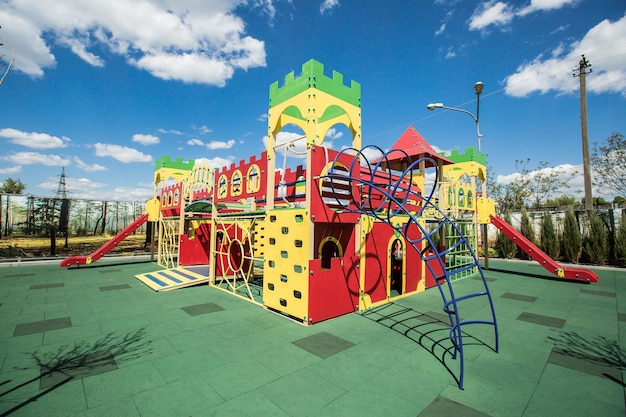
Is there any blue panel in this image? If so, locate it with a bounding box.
[174,270,199,281]
[144,274,167,287]
[161,272,183,283]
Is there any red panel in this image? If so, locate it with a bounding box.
[308,256,360,324]
[214,152,268,205]
[309,146,361,224]
[179,223,211,266]
[160,182,183,217]
[363,228,388,304]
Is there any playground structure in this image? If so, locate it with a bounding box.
[61,59,599,388]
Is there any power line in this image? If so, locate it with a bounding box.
[365,46,624,142]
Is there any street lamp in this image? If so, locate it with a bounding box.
[427,82,489,268]
[426,81,484,151]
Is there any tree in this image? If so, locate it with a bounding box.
[591,132,626,198]
[488,160,531,213]
[561,208,582,263]
[0,178,26,193]
[545,195,576,208]
[540,212,558,259]
[526,160,576,209]
[615,213,626,267]
[0,178,26,238]
[584,213,608,265]
[494,211,516,259]
[488,159,575,212]
[519,207,536,260]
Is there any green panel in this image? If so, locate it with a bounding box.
[283,105,306,122]
[269,59,361,109]
[442,148,487,165]
[155,155,195,172]
[319,105,347,124]
[445,219,478,281]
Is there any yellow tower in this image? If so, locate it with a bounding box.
[264,59,362,322]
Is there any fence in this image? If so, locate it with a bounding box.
[0,194,147,238]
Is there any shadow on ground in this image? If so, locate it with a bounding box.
[0,327,152,416]
[548,331,626,387]
[360,303,496,387]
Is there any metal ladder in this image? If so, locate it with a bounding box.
[324,145,499,389]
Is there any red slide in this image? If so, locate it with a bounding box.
[490,214,599,283]
[60,213,149,268]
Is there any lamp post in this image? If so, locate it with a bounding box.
[426,82,484,150]
[427,82,490,268]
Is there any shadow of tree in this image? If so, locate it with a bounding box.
[548,331,625,369]
[0,327,152,416]
[360,303,495,387]
[548,331,625,387]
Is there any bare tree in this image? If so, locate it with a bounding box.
[488,159,575,211]
[591,132,626,198]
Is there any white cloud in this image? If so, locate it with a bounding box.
[325,127,343,141]
[132,133,160,146]
[112,185,153,200]
[0,128,70,149]
[320,0,340,15]
[469,1,515,31]
[0,165,22,174]
[493,162,617,199]
[0,0,267,85]
[206,139,235,150]
[1,151,70,166]
[73,156,107,172]
[157,128,184,135]
[197,156,233,169]
[187,138,204,146]
[503,15,626,97]
[94,143,152,163]
[469,0,581,32]
[263,131,307,158]
[58,35,105,67]
[518,0,578,17]
[193,125,213,135]
[0,9,55,77]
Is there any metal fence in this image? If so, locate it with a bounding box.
[0,194,147,238]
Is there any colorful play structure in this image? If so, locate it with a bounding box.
[60,59,599,388]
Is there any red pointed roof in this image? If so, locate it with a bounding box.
[388,126,452,167]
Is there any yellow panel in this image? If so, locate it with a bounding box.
[263,208,310,321]
[146,197,160,222]
[477,197,496,224]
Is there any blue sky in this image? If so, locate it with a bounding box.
[0,0,625,201]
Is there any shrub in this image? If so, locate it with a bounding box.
[561,208,582,263]
[583,213,608,265]
[613,213,626,267]
[540,212,558,259]
[518,207,536,260]
[495,211,517,259]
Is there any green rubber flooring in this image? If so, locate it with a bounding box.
[0,258,624,416]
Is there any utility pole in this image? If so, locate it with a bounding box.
[573,54,592,214]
